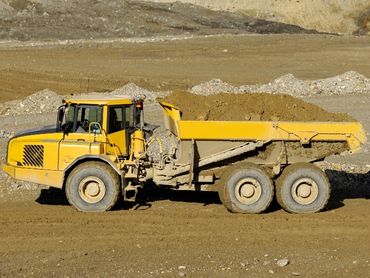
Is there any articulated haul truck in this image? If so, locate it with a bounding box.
[3,96,366,213]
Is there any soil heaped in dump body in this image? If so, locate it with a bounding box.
[162,91,354,122]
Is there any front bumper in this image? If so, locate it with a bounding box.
[2,163,15,178]
[1,163,64,188]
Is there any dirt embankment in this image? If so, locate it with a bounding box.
[148,0,370,35]
[0,0,318,41]
[355,7,370,35]
[162,91,354,122]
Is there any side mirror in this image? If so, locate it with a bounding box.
[57,105,67,132]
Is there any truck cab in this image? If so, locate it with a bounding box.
[58,96,142,158]
[3,96,145,191]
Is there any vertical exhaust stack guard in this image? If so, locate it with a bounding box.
[131,130,145,159]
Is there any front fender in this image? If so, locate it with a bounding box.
[63,155,123,177]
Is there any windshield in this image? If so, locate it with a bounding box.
[59,105,103,133]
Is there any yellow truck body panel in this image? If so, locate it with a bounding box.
[6,133,63,170]
[3,131,107,188]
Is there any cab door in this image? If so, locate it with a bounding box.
[59,104,105,170]
[106,105,134,157]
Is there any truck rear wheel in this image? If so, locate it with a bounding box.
[65,161,120,212]
[276,163,330,213]
[222,164,274,214]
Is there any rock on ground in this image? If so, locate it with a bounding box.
[276,258,289,267]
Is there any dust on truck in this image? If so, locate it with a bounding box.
[2,96,366,213]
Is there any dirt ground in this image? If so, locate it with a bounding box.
[0,35,370,277]
[0,190,370,277]
[0,34,370,102]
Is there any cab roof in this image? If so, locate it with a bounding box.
[65,94,135,105]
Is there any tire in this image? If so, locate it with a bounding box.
[65,161,120,212]
[218,186,226,205]
[222,163,274,214]
[276,163,330,213]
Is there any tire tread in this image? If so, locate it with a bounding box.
[276,162,330,213]
[65,161,120,212]
[221,163,274,214]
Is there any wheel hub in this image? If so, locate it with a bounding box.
[78,176,106,204]
[291,178,319,205]
[297,183,311,198]
[85,182,100,197]
[235,178,262,205]
[241,184,255,198]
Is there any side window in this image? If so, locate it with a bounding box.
[108,107,124,134]
[108,105,134,134]
[125,106,134,128]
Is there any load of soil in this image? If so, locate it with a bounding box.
[162,91,354,122]
[0,0,318,41]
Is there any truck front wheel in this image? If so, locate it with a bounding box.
[65,161,120,212]
[222,164,274,214]
[276,163,330,213]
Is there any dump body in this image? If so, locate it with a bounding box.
[160,101,366,153]
[150,101,367,187]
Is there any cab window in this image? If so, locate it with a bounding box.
[63,105,102,133]
[76,105,102,133]
[108,105,134,134]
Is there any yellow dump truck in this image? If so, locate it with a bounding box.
[2,96,366,213]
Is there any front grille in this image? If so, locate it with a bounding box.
[23,145,44,168]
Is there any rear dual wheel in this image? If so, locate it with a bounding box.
[219,162,330,214]
[220,163,274,214]
[276,163,330,213]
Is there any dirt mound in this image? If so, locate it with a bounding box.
[0,71,364,121]
[0,83,168,116]
[0,89,63,116]
[192,71,370,97]
[0,0,317,41]
[0,71,370,117]
[72,83,168,102]
[162,91,354,122]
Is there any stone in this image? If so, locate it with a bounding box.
[276,258,289,267]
